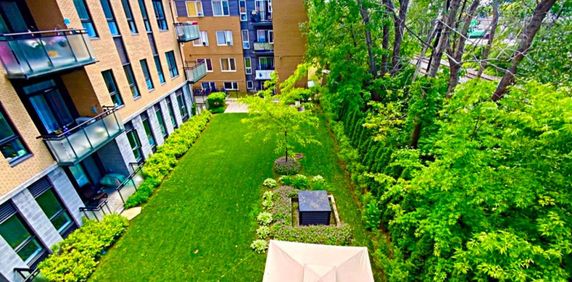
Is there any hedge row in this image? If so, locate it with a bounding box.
[124,111,212,208]
[38,215,128,282]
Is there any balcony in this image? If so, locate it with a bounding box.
[0,29,96,79]
[256,69,274,80]
[41,108,124,166]
[175,22,200,42]
[253,42,274,54]
[185,61,207,83]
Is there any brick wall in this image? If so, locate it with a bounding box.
[273,0,307,85]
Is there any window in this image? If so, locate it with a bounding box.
[102,70,124,107]
[223,81,238,91]
[152,0,168,31]
[154,105,168,137]
[197,58,213,72]
[193,31,209,46]
[166,97,177,128]
[138,0,152,32]
[125,122,143,163]
[244,57,252,74]
[241,30,250,49]
[100,0,119,36]
[0,206,45,265]
[216,31,233,46]
[259,57,274,70]
[35,189,74,236]
[123,64,140,98]
[165,51,179,78]
[176,90,189,121]
[220,58,236,72]
[247,80,254,89]
[239,0,247,21]
[255,0,271,21]
[186,1,203,16]
[154,55,166,83]
[140,59,154,90]
[114,38,129,64]
[121,0,138,33]
[268,30,274,43]
[201,81,216,90]
[212,0,230,16]
[73,0,97,37]
[0,107,30,164]
[141,113,157,152]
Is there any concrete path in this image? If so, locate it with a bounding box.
[224,98,249,113]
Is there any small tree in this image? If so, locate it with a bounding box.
[241,64,319,162]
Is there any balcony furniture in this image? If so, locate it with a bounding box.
[0,29,95,79]
[298,190,331,226]
[79,184,108,209]
[99,173,127,193]
[175,22,200,42]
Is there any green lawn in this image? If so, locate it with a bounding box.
[90,113,368,281]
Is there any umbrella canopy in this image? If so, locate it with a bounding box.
[263,240,374,282]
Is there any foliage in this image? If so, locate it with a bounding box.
[250,239,269,254]
[290,174,309,189]
[38,215,128,282]
[262,178,278,189]
[361,193,381,231]
[207,92,226,109]
[125,111,212,208]
[273,157,302,175]
[309,175,327,190]
[257,212,273,226]
[256,226,272,239]
[262,191,274,210]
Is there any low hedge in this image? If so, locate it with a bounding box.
[38,215,128,282]
[124,111,212,208]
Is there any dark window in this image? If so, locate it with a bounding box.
[154,105,167,137]
[165,51,178,78]
[0,106,30,164]
[0,206,46,266]
[102,70,124,107]
[114,37,129,65]
[176,89,188,122]
[138,0,151,32]
[100,0,119,36]
[125,122,143,163]
[140,59,154,90]
[141,113,157,152]
[154,55,166,83]
[121,0,138,33]
[35,188,74,236]
[166,97,177,128]
[73,0,97,37]
[152,0,168,31]
[123,64,140,98]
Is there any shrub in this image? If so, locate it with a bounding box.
[309,175,327,190]
[257,212,273,225]
[273,157,301,175]
[291,174,309,189]
[262,191,274,210]
[209,106,225,114]
[262,178,278,189]
[256,226,272,239]
[278,175,293,186]
[273,224,353,246]
[38,215,128,282]
[362,193,381,230]
[250,239,269,254]
[207,92,226,109]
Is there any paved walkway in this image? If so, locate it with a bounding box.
[224,98,249,113]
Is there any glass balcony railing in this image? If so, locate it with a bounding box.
[0,29,96,79]
[185,61,207,83]
[41,108,123,166]
[175,22,200,42]
[255,69,274,80]
[253,42,274,52]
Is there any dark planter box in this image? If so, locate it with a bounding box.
[298,190,331,226]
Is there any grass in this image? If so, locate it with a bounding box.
[90,113,369,281]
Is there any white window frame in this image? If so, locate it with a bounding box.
[247,80,254,89]
[193,31,209,46]
[241,30,250,49]
[186,1,204,17]
[211,0,230,16]
[223,81,239,91]
[198,58,213,72]
[239,0,247,21]
[216,30,233,46]
[256,30,267,43]
[220,58,236,72]
[244,57,252,74]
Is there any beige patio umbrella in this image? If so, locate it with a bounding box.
[263,240,374,282]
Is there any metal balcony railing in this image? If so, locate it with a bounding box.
[185,61,207,83]
[40,107,123,166]
[175,22,200,42]
[0,29,96,79]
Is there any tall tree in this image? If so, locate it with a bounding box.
[476,0,500,78]
[388,0,410,74]
[492,0,558,101]
[428,0,462,77]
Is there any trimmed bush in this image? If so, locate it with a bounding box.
[125,111,212,208]
[38,215,128,282]
[273,156,301,175]
[207,92,226,110]
[273,224,353,246]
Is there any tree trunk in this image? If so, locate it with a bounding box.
[492,0,557,101]
[390,0,410,75]
[357,0,377,78]
[413,20,439,80]
[284,130,288,162]
[446,0,480,97]
[477,0,499,78]
[381,0,392,75]
[428,0,462,77]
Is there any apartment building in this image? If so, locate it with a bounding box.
[0,0,205,280]
[175,0,306,94]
